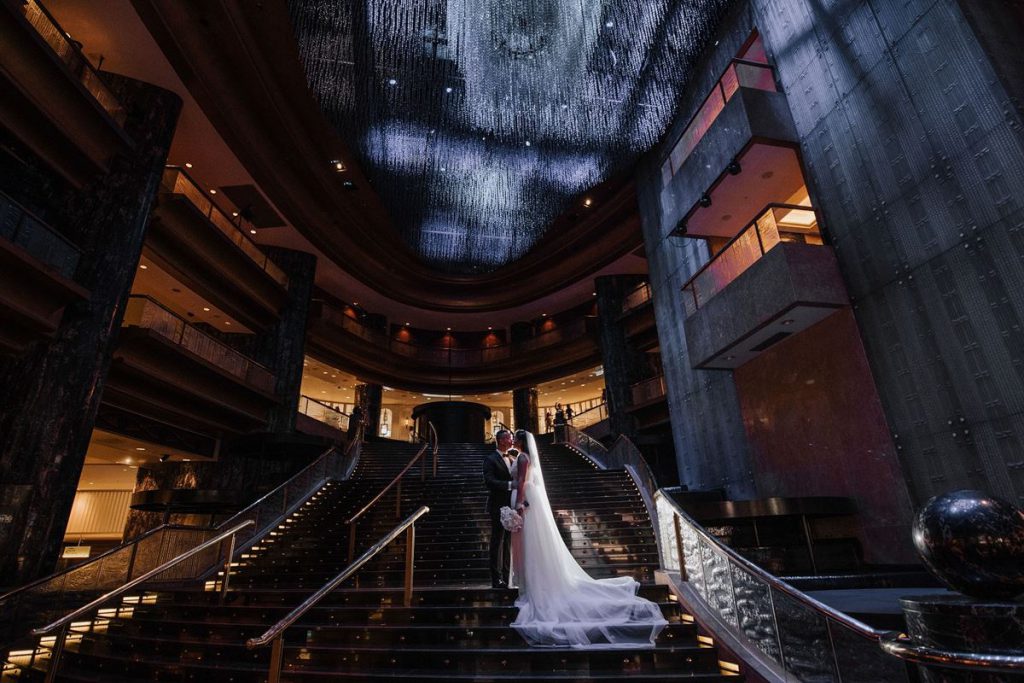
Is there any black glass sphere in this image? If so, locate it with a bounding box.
[913,490,1024,600]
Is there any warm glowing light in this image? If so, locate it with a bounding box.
[583,198,593,207]
[209,189,217,195]
[139,264,148,270]
[203,307,210,312]
[184,162,193,168]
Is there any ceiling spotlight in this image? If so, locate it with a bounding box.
[525,141,531,147]
[698,194,712,208]
[202,307,210,312]
[445,86,453,93]
[388,78,397,85]
[605,20,614,27]
[487,326,493,330]
[135,447,146,451]
[184,162,193,169]
[209,189,217,195]
[583,197,593,207]
[446,327,452,331]
[331,159,345,172]
[727,159,742,175]
[250,229,257,235]
[139,264,148,270]
[159,454,171,463]
[404,322,410,326]
[225,321,232,326]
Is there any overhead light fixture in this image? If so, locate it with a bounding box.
[445,86,453,93]
[225,321,232,326]
[583,198,593,207]
[135,447,146,451]
[727,159,742,175]
[184,162,193,169]
[203,307,210,312]
[139,264,148,270]
[698,194,712,208]
[209,189,217,195]
[388,78,397,85]
[232,211,239,217]
[331,159,346,172]
[525,141,531,147]
[250,229,257,235]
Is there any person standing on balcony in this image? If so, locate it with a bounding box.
[565,405,575,423]
[348,403,364,443]
[544,410,553,433]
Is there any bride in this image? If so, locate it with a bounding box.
[507,429,667,648]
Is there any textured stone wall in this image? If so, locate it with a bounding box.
[639,0,1024,508]
[594,275,649,441]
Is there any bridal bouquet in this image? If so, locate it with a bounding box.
[499,505,523,532]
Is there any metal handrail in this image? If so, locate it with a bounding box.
[657,491,887,639]
[31,520,254,683]
[879,633,1024,675]
[246,506,430,683]
[299,395,351,418]
[428,421,439,477]
[345,423,436,560]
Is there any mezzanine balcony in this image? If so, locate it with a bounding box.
[146,166,289,332]
[618,282,658,349]
[682,204,847,370]
[308,306,601,393]
[628,375,669,430]
[0,190,88,354]
[0,0,131,187]
[103,295,278,436]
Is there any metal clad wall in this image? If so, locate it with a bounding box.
[640,0,1024,505]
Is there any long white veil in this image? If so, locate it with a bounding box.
[511,432,666,649]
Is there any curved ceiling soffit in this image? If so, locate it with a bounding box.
[131,0,727,312]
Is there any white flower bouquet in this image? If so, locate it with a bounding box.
[499,505,523,532]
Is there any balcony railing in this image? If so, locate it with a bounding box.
[661,58,776,186]
[631,375,666,406]
[17,0,126,125]
[298,395,350,432]
[0,190,80,279]
[621,282,652,315]
[682,203,820,316]
[567,402,607,429]
[123,295,275,393]
[319,307,591,367]
[161,167,289,287]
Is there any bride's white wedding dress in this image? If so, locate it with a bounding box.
[509,433,667,649]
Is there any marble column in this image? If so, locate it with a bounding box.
[248,247,317,434]
[594,275,649,441]
[512,386,539,433]
[355,383,383,440]
[0,75,181,585]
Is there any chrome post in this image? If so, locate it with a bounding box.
[219,532,237,602]
[348,521,356,564]
[395,479,402,519]
[673,514,688,581]
[42,623,69,683]
[267,634,284,683]
[126,535,140,581]
[403,523,415,607]
[825,619,843,683]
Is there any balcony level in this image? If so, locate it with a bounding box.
[627,374,669,430]
[0,191,89,354]
[659,57,797,233]
[618,282,659,350]
[103,296,278,437]
[0,0,131,188]
[307,305,602,394]
[682,206,847,370]
[145,167,289,332]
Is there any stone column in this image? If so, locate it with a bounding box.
[355,383,383,440]
[0,75,181,585]
[512,386,539,433]
[594,275,649,441]
[247,247,317,434]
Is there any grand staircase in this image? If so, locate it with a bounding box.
[6,439,740,681]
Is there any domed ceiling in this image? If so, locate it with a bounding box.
[288,0,732,273]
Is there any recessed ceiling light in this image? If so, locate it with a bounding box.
[445,87,453,93]
[184,162,193,168]
[232,211,239,217]
[331,160,345,171]
[388,78,397,85]
[183,458,191,462]
[139,264,148,270]
[525,141,531,147]
[250,229,257,235]
[135,447,146,451]
[583,198,593,207]
[605,20,614,27]
[209,189,217,195]
[225,321,231,326]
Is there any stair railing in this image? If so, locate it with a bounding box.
[345,422,436,562]
[654,490,912,682]
[246,506,430,683]
[29,520,255,683]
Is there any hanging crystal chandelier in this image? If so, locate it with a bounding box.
[288,0,733,273]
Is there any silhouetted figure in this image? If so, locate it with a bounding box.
[566,405,575,423]
[348,404,364,443]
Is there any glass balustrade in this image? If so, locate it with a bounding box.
[0,191,80,279]
[18,0,126,125]
[630,375,666,406]
[161,167,289,287]
[122,296,275,393]
[297,396,351,431]
[682,204,820,315]
[661,59,776,186]
[621,282,652,315]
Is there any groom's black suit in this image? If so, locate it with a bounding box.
[483,449,513,587]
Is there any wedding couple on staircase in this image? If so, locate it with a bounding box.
[484,428,667,649]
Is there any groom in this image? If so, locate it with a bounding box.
[483,428,515,588]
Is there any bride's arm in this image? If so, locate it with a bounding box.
[515,454,529,514]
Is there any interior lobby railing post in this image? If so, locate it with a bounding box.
[403,524,416,607]
[42,622,69,683]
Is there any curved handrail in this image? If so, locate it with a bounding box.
[346,445,428,526]
[32,520,254,637]
[427,421,439,477]
[246,506,430,650]
[880,633,1024,674]
[656,490,889,640]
